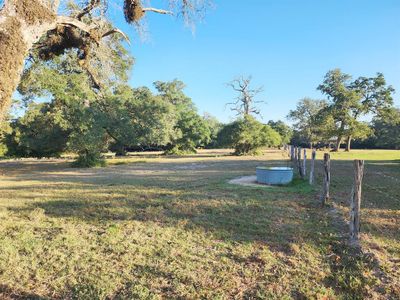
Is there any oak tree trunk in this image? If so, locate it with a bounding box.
[345,135,352,152]
[0,0,57,119]
[334,136,342,152]
[333,121,346,152]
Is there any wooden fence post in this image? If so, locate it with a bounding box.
[350,160,364,246]
[309,149,316,185]
[290,145,294,160]
[321,153,330,206]
[297,147,304,178]
[303,148,307,177]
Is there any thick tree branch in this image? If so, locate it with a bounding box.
[102,28,130,44]
[84,65,101,90]
[55,16,97,35]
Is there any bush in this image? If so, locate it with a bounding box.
[164,145,197,155]
[71,151,106,168]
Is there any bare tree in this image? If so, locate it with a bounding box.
[226,76,264,117]
[0,0,210,119]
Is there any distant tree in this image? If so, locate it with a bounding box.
[372,108,400,149]
[68,104,109,167]
[101,85,178,155]
[0,113,13,157]
[223,76,278,155]
[318,69,394,151]
[287,98,329,148]
[218,115,281,155]
[156,80,211,154]
[154,80,196,112]
[227,76,264,117]
[166,110,211,154]
[267,120,293,146]
[203,113,223,148]
[6,103,70,158]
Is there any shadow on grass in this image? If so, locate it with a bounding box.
[3,157,398,244]
[0,284,48,300]
[9,180,318,250]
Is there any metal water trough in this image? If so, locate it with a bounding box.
[256,167,293,185]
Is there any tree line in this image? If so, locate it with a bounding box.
[0,49,285,166]
[0,59,398,167]
[288,69,398,151]
[0,78,285,166]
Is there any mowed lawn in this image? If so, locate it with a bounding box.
[0,149,398,299]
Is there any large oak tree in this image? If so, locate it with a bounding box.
[0,0,209,119]
[318,69,394,151]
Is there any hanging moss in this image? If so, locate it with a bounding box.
[0,18,26,117]
[123,0,145,23]
[38,26,88,61]
[14,0,56,25]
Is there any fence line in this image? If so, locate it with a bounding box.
[287,146,366,247]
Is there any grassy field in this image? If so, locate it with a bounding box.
[0,149,398,299]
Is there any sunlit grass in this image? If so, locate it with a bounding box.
[314,149,400,161]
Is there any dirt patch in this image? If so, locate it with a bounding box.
[228,176,273,188]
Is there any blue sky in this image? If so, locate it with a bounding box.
[114,0,400,123]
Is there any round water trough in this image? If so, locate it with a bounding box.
[256,167,293,185]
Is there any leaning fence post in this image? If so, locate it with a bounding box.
[349,160,364,246]
[309,149,316,185]
[303,148,307,177]
[321,153,330,206]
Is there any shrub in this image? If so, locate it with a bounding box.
[71,151,106,168]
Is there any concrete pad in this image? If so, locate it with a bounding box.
[228,176,274,188]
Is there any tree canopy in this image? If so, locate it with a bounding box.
[5,44,216,164]
[0,0,211,118]
[372,108,400,150]
[287,98,331,147]
[317,69,394,151]
[218,115,281,155]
